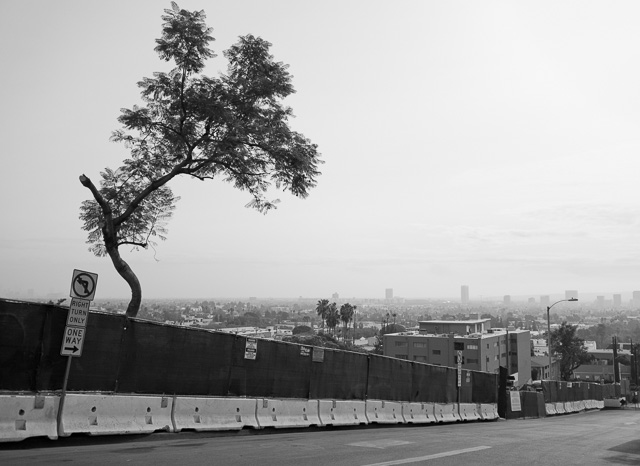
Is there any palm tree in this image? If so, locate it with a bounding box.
[315,299,329,332]
[339,303,355,342]
[325,302,340,336]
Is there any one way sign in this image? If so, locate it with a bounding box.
[60,326,86,357]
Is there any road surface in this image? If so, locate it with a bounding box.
[2,408,640,465]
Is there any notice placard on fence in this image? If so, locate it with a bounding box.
[300,346,311,357]
[244,338,257,360]
[510,390,522,412]
[313,347,324,363]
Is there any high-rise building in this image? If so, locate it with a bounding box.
[634,291,640,307]
[540,295,550,308]
[385,288,393,300]
[332,292,339,301]
[503,295,511,305]
[565,290,578,300]
[613,294,622,308]
[597,296,605,308]
[461,285,469,305]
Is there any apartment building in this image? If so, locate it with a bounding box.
[383,319,531,387]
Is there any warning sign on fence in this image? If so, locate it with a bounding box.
[244,338,257,360]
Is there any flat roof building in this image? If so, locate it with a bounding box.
[383,319,531,387]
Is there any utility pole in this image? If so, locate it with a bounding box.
[613,336,620,383]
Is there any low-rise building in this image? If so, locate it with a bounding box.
[383,319,531,387]
[573,348,632,383]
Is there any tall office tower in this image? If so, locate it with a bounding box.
[461,285,469,305]
[597,296,605,308]
[540,295,550,308]
[565,290,578,300]
[503,295,511,305]
[633,291,640,307]
[613,294,622,308]
[385,288,393,300]
[332,292,339,301]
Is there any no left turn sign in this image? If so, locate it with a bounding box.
[70,269,98,301]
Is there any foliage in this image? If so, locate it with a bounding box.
[292,325,312,335]
[315,299,329,331]
[339,303,356,341]
[325,302,339,335]
[380,323,407,335]
[551,321,594,381]
[79,3,320,318]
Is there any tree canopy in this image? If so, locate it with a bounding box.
[79,3,320,317]
[551,321,594,381]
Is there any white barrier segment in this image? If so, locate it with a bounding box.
[434,403,461,423]
[555,402,566,414]
[365,400,403,424]
[172,397,259,432]
[576,400,586,411]
[596,400,604,409]
[478,403,499,421]
[458,403,481,422]
[401,402,436,424]
[545,403,557,416]
[255,399,320,429]
[317,400,367,426]
[59,394,173,436]
[0,394,59,442]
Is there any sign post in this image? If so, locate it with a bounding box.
[57,269,98,436]
[457,350,462,417]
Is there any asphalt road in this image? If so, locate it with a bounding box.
[2,408,640,465]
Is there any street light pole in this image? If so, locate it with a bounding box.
[547,297,578,380]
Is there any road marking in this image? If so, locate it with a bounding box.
[349,440,413,449]
[361,445,491,465]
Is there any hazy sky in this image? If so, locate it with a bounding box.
[2,1,640,301]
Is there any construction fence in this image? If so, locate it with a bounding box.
[0,299,496,404]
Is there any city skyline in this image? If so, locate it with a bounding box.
[3,2,640,301]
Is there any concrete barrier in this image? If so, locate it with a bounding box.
[555,402,566,414]
[255,399,320,429]
[545,403,557,416]
[604,398,622,409]
[401,402,436,424]
[317,400,367,426]
[0,394,59,442]
[59,393,173,436]
[476,403,498,421]
[565,401,577,413]
[596,400,604,409]
[434,403,461,423]
[365,400,403,424]
[459,403,481,422]
[172,397,259,432]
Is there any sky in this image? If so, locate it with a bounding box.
[2,1,640,302]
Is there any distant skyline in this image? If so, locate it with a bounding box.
[3,1,640,301]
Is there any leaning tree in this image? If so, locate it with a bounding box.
[79,3,320,317]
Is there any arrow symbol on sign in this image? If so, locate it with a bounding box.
[64,346,79,353]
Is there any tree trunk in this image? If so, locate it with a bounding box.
[106,245,142,318]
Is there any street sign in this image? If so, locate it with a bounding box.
[60,326,86,357]
[66,298,90,328]
[70,269,98,301]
